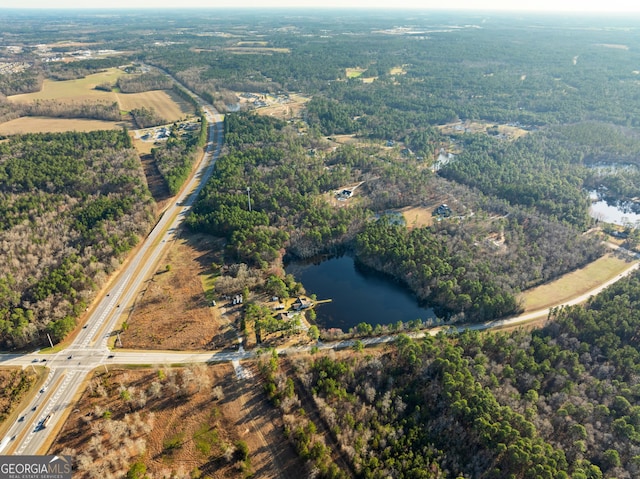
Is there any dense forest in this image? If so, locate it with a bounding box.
[261,270,640,478]
[0,130,154,348]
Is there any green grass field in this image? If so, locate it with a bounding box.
[521,253,635,311]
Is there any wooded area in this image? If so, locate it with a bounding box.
[1,10,640,477]
[0,129,154,348]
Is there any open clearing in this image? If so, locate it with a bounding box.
[521,252,634,312]
[224,47,290,54]
[398,205,438,229]
[438,120,528,140]
[0,117,129,135]
[117,89,194,123]
[345,67,367,78]
[389,65,408,75]
[8,68,126,103]
[120,234,235,351]
[7,68,192,129]
[253,93,310,120]
[50,364,302,479]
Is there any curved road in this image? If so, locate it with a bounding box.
[2,99,640,455]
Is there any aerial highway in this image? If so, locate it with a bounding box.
[0,99,224,456]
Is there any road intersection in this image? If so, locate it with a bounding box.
[1,91,639,456]
[0,99,224,455]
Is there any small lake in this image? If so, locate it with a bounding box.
[285,255,436,331]
[588,190,640,227]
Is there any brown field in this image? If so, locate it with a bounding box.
[521,252,634,312]
[50,364,302,479]
[132,137,156,156]
[120,234,237,352]
[224,47,290,54]
[236,41,269,46]
[255,93,310,120]
[398,205,437,229]
[438,120,528,140]
[389,65,408,75]
[8,69,125,103]
[116,90,194,123]
[7,68,193,131]
[0,117,129,135]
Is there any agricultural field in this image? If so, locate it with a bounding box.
[5,68,193,133]
[0,116,128,135]
[117,89,194,124]
[8,68,125,103]
[225,47,291,54]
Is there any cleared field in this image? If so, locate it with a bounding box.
[346,67,366,78]
[0,116,128,135]
[5,67,193,132]
[225,47,290,54]
[8,68,125,103]
[390,65,408,75]
[116,89,193,123]
[399,205,437,229]
[521,253,634,312]
[122,234,235,351]
[255,93,310,120]
[438,120,528,140]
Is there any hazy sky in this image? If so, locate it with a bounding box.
[1,0,640,12]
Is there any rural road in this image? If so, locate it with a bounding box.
[3,242,638,454]
[2,91,640,455]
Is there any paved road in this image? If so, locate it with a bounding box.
[0,99,224,456]
[2,242,638,453]
[3,97,640,455]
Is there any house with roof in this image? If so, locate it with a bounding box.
[292,297,312,311]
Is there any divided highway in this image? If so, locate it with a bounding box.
[0,101,224,456]
[2,87,639,457]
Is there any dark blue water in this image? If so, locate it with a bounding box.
[285,255,436,331]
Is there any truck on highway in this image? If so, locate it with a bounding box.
[40,413,53,429]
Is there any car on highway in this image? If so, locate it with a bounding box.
[40,386,47,393]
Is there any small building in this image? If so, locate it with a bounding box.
[293,297,312,311]
[336,189,354,201]
[434,204,452,217]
